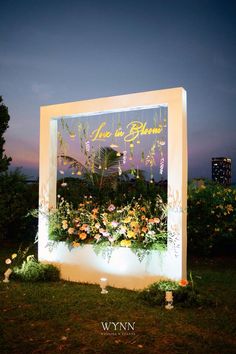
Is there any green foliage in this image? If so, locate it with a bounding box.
[0,96,12,172]
[188,181,236,255]
[0,169,38,241]
[58,176,167,206]
[13,256,60,282]
[154,280,180,291]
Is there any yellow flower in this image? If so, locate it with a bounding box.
[130,221,138,228]
[215,228,220,232]
[72,241,80,247]
[120,239,131,247]
[226,204,233,213]
[123,216,131,223]
[62,220,68,230]
[68,227,75,235]
[127,230,136,239]
[11,253,17,259]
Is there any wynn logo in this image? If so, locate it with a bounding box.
[101,322,135,332]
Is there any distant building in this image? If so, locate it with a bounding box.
[212,157,232,186]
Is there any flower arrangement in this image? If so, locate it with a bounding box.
[48,194,167,254]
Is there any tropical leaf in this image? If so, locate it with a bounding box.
[57,155,88,174]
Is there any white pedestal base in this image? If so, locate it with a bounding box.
[39,243,182,290]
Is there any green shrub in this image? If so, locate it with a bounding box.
[187,181,236,256]
[138,279,213,308]
[13,256,60,282]
[0,169,38,242]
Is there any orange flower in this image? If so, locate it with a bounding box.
[80,224,88,231]
[142,226,148,233]
[141,215,146,220]
[148,218,154,223]
[79,232,87,240]
[92,208,99,214]
[179,279,188,287]
[134,225,140,232]
[141,207,146,212]
[153,218,160,223]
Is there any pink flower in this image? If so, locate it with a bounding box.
[108,204,116,212]
[101,231,110,237]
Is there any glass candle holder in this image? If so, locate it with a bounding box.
[100,277,108,294]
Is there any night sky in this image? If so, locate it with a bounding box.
[0,0,235,181]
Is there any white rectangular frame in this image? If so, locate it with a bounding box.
[38,87,187,286]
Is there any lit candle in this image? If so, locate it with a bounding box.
[165,291,173,302]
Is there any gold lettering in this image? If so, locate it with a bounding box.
[115,128,124,137]
[91,120,163,143]
[90,122,112,141]
[124,121,143,142]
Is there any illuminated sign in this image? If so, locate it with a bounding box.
[90,120,165,143]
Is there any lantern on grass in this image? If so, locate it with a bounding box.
[165,291,174,310]
[3,268,13,283]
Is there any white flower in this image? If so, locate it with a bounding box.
[111,221,118,228]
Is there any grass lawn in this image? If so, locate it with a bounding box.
[0,245,236,354]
